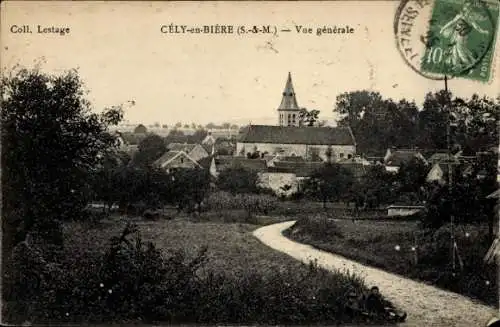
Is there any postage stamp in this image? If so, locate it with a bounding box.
[395,0,499,82]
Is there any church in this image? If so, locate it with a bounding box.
[235,73,357,161]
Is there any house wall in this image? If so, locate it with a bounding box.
[426,164,444,184]
[236,142,355,161]
[387,207,424,217]
[258,172,298,196]
[189,145,209,162]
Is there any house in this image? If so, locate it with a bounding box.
[266,161,324,195]
[383,148,428,173]
[166,143,210,162]
[153,150,202,173]
[387,205,424,217]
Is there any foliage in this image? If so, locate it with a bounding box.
[204,191,278,222]
[333,91,499,156]
[286,219,497,306]
[298,108,321,126]
[3,223,381,325]
[422,153,497,235]
[304,163,354,208]
[216,166,260,195]
[130,134,167,167]
[171,168,211,213]
[348,165,397,209]
[1,66,123,251]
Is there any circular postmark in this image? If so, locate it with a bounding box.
[394,0,498,81]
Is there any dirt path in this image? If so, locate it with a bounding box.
[253,221,497,327]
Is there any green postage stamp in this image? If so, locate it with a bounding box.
[395,0,499,82]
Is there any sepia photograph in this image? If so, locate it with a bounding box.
[1,1,499,326]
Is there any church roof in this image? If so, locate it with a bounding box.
[278,72,300,111]
[238,125,355,146]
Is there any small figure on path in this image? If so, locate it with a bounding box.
[364,286,407,323]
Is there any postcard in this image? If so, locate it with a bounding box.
[1,1,499,327]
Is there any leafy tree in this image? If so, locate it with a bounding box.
[171,168,211,213]
[356,165,397,209]
[216,167,260,195]
[222,122,231,129]
[188,129,208,143]
[394,157,429,200]
[175,122,182,128]
[299,108,320,126]
[1,66,123,251]
[334,91,384,127]
[165,129,186,144]
[131,134,167,167]
[304,163,354,209]
[183,124,190,129]
[134,124,147,134]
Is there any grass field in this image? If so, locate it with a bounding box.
[285,216,498,306]
[64,217,307,278]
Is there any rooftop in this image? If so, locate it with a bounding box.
[239,125,356,146]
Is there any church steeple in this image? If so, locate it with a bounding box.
[278,72,301,126]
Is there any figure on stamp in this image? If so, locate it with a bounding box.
[439,1,489,73]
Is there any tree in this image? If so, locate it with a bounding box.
[175,122,182,128]
[304,163,354,209]
[171,168,211,214]
[222,122,231,129]
[188,129,208,143]
[206,122,216,130]
[299,108,320,126]
[216,167,260,195]
[394,157,429,201]
[183,124,190,129]
[134,124,147,134]
[165,129,186,144]
[334,91,384,127]
[1,66,123,251]
[131,134,167,167]
[356,165,397,209]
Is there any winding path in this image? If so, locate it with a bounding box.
[253,221,497,327]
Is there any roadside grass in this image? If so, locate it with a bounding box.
[46,217,398,325]
[64,218,306,277]
[284,215,498,307]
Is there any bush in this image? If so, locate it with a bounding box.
[291,215,344,239]
[3,224,386,325]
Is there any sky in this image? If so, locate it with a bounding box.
[1,1,499,126]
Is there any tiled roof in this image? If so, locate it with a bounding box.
[239,125,355,145]
[153,151,179,167]
[385,150,426,167]
[270,161,324,177]
[167,143,197,153]
[214,156,268,172]
[428,152,460,164]
[153,150,201,168]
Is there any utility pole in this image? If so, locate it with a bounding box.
[444,76,457,274]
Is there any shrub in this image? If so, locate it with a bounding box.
[291,215,344,239]
[3,224,387,325]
